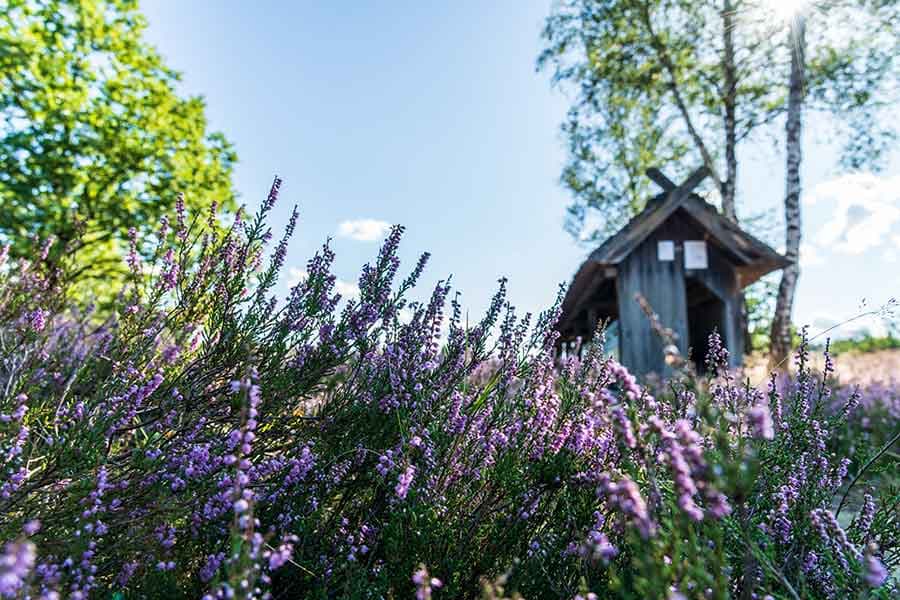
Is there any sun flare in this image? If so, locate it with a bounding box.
[766,0,810,21]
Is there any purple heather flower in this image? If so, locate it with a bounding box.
[199,553,225,583]
[262,176,283,212]
[811,508,861,572]
[747,404,774,440]
[23,521,40,536]
[268,536,298,570]
[611,406,637,449]
[582,530,618,563]
[39,236,55,261]
[856,493,876,543]
[395,464,415,500]
[599,475,654,539]
[28,308,48,332]
[706,492,732,519]
[0,541,36,598]
[412,565,442,600]
[863,549,887,588]
[126,227,141,275]
[172,199,187,243]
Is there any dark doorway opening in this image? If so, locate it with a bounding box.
[557,276,619,361]
[588,277,620,358]
[685,277,726,373]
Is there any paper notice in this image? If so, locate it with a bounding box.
[657,240,674,261]
[684,240,708,269]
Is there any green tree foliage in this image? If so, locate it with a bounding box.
[825,333,900,355]
[770,1,898,365]
[745,277,777,351]
[0,0,236,294]
[538,0,897,244]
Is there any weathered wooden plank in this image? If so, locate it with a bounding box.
[616,223,689,376]
[591,166,710,264]
[646,167,676,190]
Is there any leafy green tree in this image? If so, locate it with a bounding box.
[770,0,898,366]
[539,0,772,240]
[540,0,897,359]
[0,0,236,293]
[539,0,896,241]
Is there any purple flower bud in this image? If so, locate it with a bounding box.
[747,404,774,440]
[29,308,48,332]
[23,520,40,536]
[863,546,887,588]
[395,465,415,500]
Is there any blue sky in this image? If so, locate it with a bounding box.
[141,1,899,339]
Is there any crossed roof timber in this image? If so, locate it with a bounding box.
[587,166,784,268]
[556,166,791,337]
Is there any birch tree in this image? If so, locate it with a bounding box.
[541,0,898,358]
[770,15,805,367]
[539,0,769,241]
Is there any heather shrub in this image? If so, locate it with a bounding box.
[0,182,897,599]
[764,353,900,493]
[830,379,899,447]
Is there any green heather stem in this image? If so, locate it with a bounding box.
[836,428,900,517]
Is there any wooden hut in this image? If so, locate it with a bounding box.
[556,167,789,376]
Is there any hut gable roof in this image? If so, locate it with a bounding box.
[557,167,790,338]
[583,167,788,282]
[588,168,786,273]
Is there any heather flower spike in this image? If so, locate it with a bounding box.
[0,179,894,599]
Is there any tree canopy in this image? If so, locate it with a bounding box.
[539,0,898,244]
[0,0,237,292]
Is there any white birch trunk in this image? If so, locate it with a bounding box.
[770,16,806,367]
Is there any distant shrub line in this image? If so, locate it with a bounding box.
[819,334,900,356]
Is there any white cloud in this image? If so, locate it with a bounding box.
[807,311,890,340]
[287,268,308,288]
[799,242,825,267]
[286,267,359,300]
[885,234,900,263]
[336,219,391,241]
[335,279,360,300]
[804,173,900,256]
[884,247,898,264]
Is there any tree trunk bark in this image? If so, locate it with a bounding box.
[721,0,738,222]
[723,1,755,359]
[770,16,806,368]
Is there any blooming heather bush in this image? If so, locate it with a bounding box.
[0,180,897,599]
[830,378,899,447]
[768,353,899,509]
